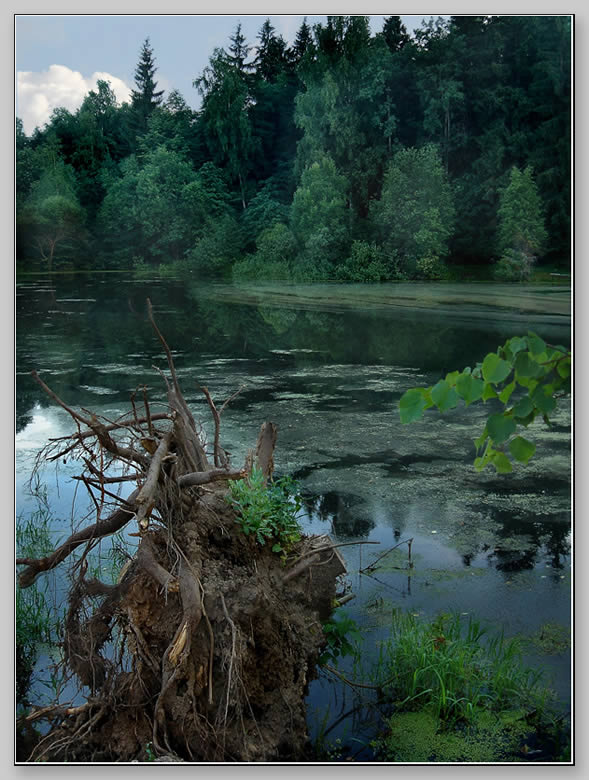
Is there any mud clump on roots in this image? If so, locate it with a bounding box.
[16,300,345,763]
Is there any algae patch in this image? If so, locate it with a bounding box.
[525,623,570,655]
[373,708,531,762]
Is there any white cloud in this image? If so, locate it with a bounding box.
[16,65,132,135]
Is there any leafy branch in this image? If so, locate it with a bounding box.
[399,331,571,473]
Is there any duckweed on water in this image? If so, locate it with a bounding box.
[525,623,570,655]
[372,709,530,762]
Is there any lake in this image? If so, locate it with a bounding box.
[15,275,572,756]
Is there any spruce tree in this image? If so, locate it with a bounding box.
[131,37,164,135]
[382,16,410,52]
[292,17,313,63]
[227,23,252,73]
[254,19,288,81]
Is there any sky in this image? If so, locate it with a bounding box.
[15,13,438,135]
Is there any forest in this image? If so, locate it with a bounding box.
[15,15,572,282]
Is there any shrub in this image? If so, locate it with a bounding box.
[493,248,536,281]
[415,253,448,280]
[233,222,297,281]
[227,467,303,556]
[335,241,389,282]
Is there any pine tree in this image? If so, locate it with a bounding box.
[131,38,164,135]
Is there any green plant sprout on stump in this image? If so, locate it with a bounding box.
[399,332,570,473]
[227,466,303,556]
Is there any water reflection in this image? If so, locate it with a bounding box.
[16,276,570,434]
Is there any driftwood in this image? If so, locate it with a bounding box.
[16,299,347,764]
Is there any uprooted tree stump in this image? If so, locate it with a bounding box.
[16,299,347,763]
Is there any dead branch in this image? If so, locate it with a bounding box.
[31,370,92,428]
[19,702,92,726]
[47,412,170,455]
[147,299,209,474]
[135,430,172,530]
[17,488,139,588]
[201,386,224,468]
[143,385,153,436]
[178,468,246,489]
[359,537,413,573]
[32,371,150,469]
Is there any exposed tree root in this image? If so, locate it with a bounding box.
[16,299,346,763]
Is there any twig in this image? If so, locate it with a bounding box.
[323,664,381,690]
[201,386,222,467]
[292,539,380,564]
[359,537,414,574]
[323,664,397,692]
[31,370,92,427]
[143,385,153,437]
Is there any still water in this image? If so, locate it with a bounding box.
[15,275,572,753]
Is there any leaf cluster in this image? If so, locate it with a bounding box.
[227,466,303,555]
[399,332,570,473]
[318,611,362,665]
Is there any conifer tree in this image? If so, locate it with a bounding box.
[131,38,164,135]
[382,16,410,52]
[227,23,252,74]
[292,17,313,63]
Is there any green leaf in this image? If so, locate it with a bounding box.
[507,336,528,356]
[482,353,512,384]
[482,383,498,401]
[492,451,513,474]
[456,373,484,405]
[399,388,431,423]
[474,425,489,451]
[531,385,557,415]
[498,381,516,404]
[514,352,543,380]
[509,436,536,464]
[557,360,571,379]
[513,395,534,418]
[527,331,547,356]
[474,456,486,472]
[487,413,517,444]
[445,370,460,386]
[431,379,459,412]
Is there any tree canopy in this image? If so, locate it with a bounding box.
[16,16,571,279]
